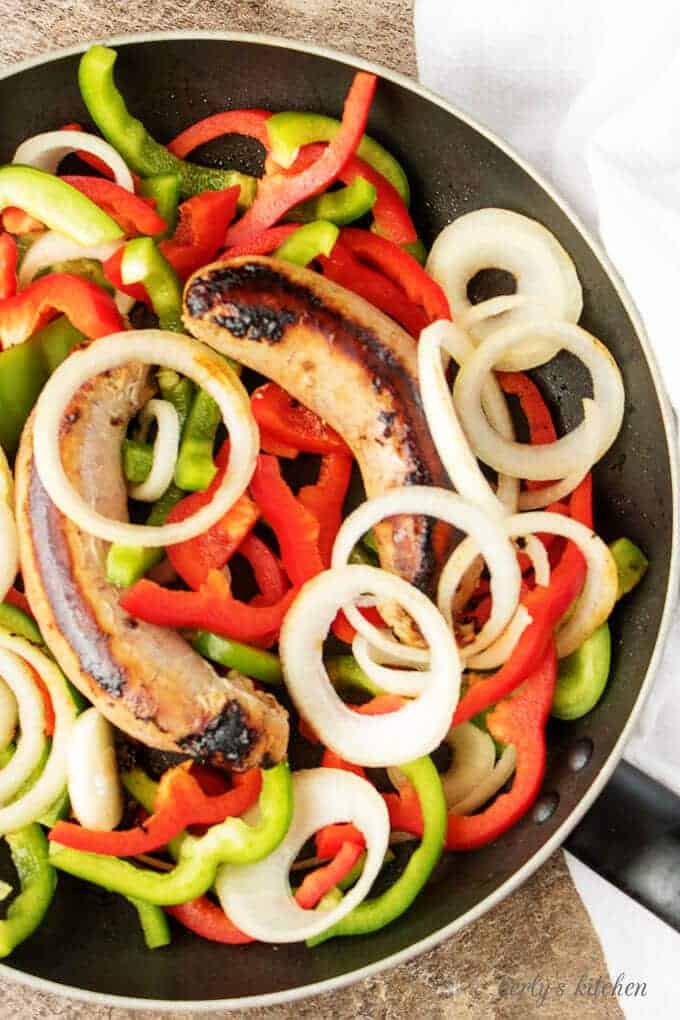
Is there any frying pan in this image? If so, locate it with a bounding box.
[0,30,677,1012]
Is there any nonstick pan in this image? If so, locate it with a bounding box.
[0,30,677,1012]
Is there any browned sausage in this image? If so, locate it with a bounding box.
[183,256,450,641]
[15,363,288,771]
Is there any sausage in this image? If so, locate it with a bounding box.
[15,363,288,771]
[183,256,450,641]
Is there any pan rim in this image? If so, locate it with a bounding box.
[0,27,678,1013]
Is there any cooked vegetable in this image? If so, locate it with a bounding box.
[138,173,181,240]
[273,219,339,265]
[0,824,56,958]
[66,708,124,831]
[551,623,611,720]
[610,537,649,599]
[192,631,283,686]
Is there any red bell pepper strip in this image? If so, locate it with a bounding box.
[0,272,123,348]
[320,748,366,779]
[298,452,353,566]
[316,822,366,859]
[320,239,428,337]
[226,72,377,246]
[222,224,299,260]
[49,765,262,856]
[159,186,240,280]
[0,233,17,300]
[61,175,166,236]
[295,841,364,909]
[239,534,289,606]
[168,109,272,158]
[1,208,44,234]
[258,428,300,459]
[498,371,557,493]
[61,122,117,179]
[165,896,255,944]
[250,382,350,455]
[29,665,55,737]
[339,228,450,322]
[121,568,298,645]
[248,455,325,585]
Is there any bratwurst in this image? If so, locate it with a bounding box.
[183,256,450,640]
[15,362,288,771]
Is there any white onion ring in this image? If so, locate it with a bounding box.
[128,399,181,503]
[332,487,521,668]
[351,633,427,697]
[388,721,496,809]
[0,633,78,834]
[454,320,624,480]
[67,708,123,831]
[33,331,259,547]
[280,565,461,766]
[450,744,517,815]
[466,605,532,670]
[426,208,582,368]
[18,230,123,289]
[506,511,618,658]
[13,131,134,191]
[0,649,47,804]
[0,679,18,751]
[0,449,18,602]
[216,768,389,942]
[521,535,551,587]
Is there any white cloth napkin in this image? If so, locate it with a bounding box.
[414,0,680,794]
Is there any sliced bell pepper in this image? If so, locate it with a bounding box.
[498,372,557,492]
[78,46,256,205]
[168,108,272,157]
[551,622,611,720]
[50,764,262,856]
[138,173,181,240]
[129,897,172,949]
[165,895,254,944]
[298,452,354,566]
[49,762,292,906]
[308,756,446,944]
[60,175,167,236]
[191,629,283,686]
[320,239,428,337]
[0,824,56,958]
[0,233,17,299]
[173,387,222,491]
[0,271,123,348]
[250,382,349,455]
[122,438,154,483]
[325,654,382,698]
[226,72,377,246]
[295,841,364,910]
[60,121,117,178]
[273,219,339,265]
[609,537,648,599]
[120,237,183,332]
[239,533,289,607]
[266,110,410,205]
[288,177,376,228]
[159,186,240,281]
[0,166,123,246]
[339,227,450,322]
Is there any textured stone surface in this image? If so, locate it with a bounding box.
[0,2,620,1017]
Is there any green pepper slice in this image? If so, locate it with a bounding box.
[127,897,172,950]
[0,824,57,958]
[138,173,181,240]
[121,237,184,334]
[191,630,283,686]
[0,603,43,645]
[552,623,612,721]
[325,655,383,698]
[289,177,376,226]
[174,388,221,492]
[609,538,649,600]
[274,220,339,267]
[78,47,256,205]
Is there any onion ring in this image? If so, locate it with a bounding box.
[17,230,123,289]
[33,330,259,547]
[450,744,517,815]
[127,398,181,503]
[466,605,532,670]
[216,768,389,943]
[0,649,47,804]
[0,679,17,751]
[13,131,134,191]
[351,632,428,697]
[0,448,18,602]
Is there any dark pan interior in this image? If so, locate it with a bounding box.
[0,36,674,1004]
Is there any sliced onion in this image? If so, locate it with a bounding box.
[454,320,625,480]
[0,649,47,804]
[13,131,134,191]
[33,330,259,547]
[466,605,532,670]
[426,208,582,367]
[351,633,428,696]
[18,230,122,289]
[67,708,123,831]
[215,768,389,942]
[0,680,17,751]
[280,565,461,766]
[450,745,517,815]
[128,399,181,503]
[506,511,619,658]
[521,535,551,587]
[331,487,521,667]
[0,449,18,602]
[0,633,78,834]
[389,721,496,810]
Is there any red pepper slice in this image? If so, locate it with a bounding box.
[168,109,272,158]
[60,175,166,236]
[222,224,300,260]
[0,272,123,348]
[316,822,366,859]
[2,208,44,234]
[320,748,366,779]
[159,186,240,280]
[498,372,558,493]
[295,841,364,909]
[239,534,288,607]
[49,765,262,856]
[258,428,300,459]
[61,122,117,179]
[250,382,350,456]
[165,896,255,944]
[29,665,55,737]
[0,233,17,300]
[298,452,353,567]
[226,72,377,246]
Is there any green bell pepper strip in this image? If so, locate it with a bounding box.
[288,177,376,226]
[38,787,70,828]
[191,630,283,686]
[0,314,85,457]
[307,756,446,944]
[610,538,649,599]
[0,603,43,645]
[121,237,184,333]
[266,112,410,205]
[78,47,256,206]
[128,897,172,949]
[174,388,222,491]
[551,623,611,721]
[157,368,195,426]
[122,438,154,484]
[0,881,12,902]
[49,762,293,906]
[325,654,383,698]
[138,173,181,240]
[273,220,339,267]
[348,541,378,567]
[0,165,123,245]
[0,824,57,958]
